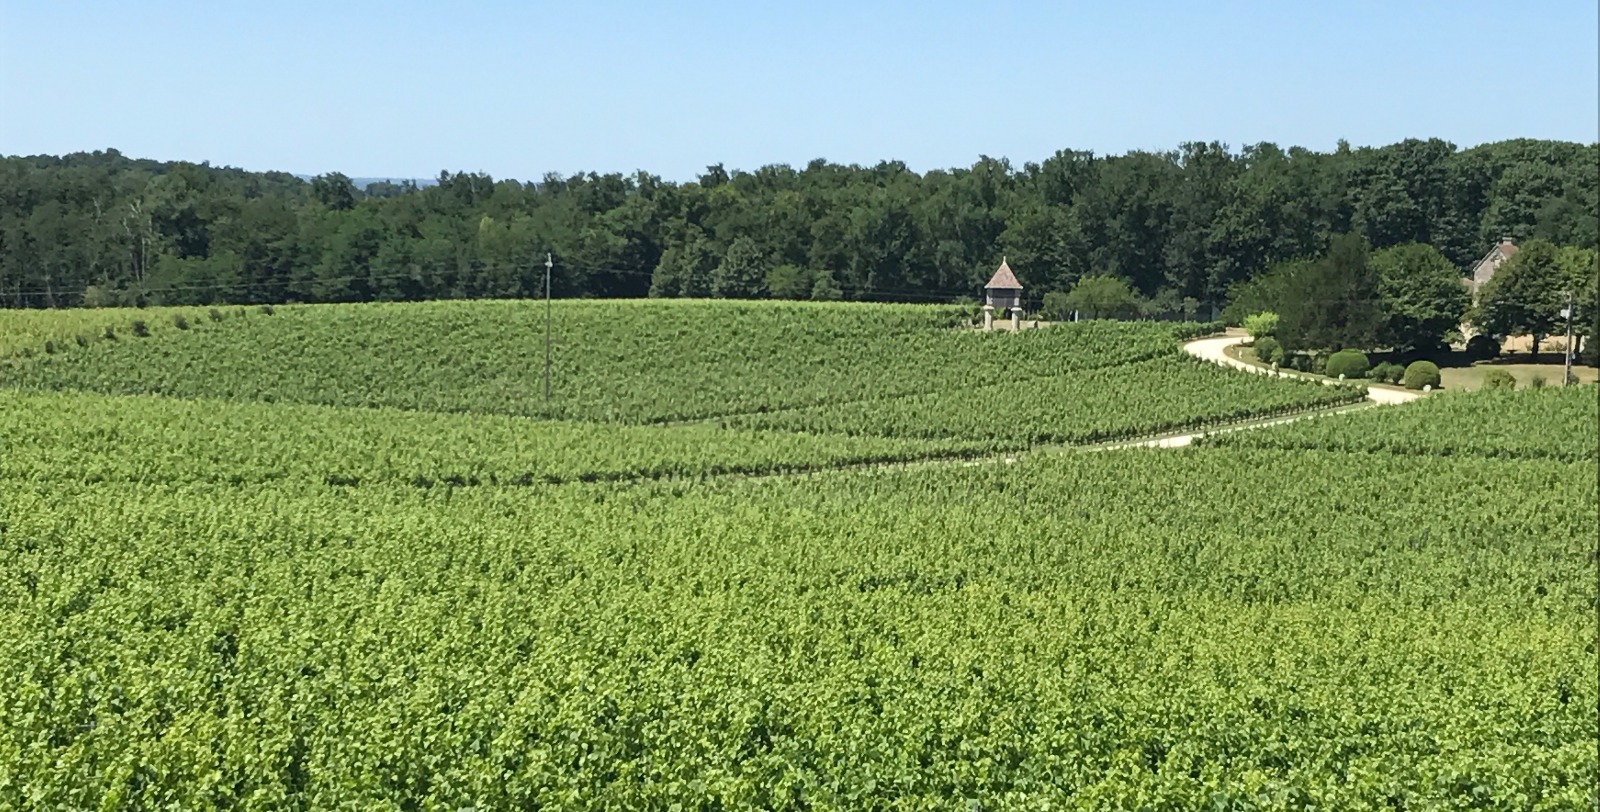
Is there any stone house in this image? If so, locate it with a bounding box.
[1466,238,1518,297]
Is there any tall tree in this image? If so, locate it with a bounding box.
[311,172,358,211]
[1554,245,1598,354]
[764,264,812,300]
[1061,274,1141,319]
[1369,243,1470,349]
[1474,239,1567,358]
[710,237,767,299]
[1250,233,1382,351]
[650,230,717,298]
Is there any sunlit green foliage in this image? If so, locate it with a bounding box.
[1,301,1203,423]
[727,357,1363,446]
[0,449,1592,808]
[0,298,1592,808]
[1202,385,1599,462]
[0,390,986,486]
[0,303,235,359]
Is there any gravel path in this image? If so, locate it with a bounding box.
[1183,334,1423,406]
[666,333,1430,482]
[1075,333,1424,451]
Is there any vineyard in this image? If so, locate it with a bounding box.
[2,452,1592,808]
[0,303,239,359]
[0,389,989,486]
[0,300,1594,809]
[725,357,1364,446]
[1203,384,1600,463]
[0,300,1210,423]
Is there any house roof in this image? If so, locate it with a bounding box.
[1475,240,1518,269]
[1466,239,1520,295]
[985,260,1022,290]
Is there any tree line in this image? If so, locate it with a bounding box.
[0,139,1594,315]
[1224,233,1596,359]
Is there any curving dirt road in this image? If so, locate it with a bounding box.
[1183,334,1423,406]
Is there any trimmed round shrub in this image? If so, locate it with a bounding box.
[1252,336,1282,365]
[1465,334,1500,361]
[1325,349,1371,380]
[172,314,190,330]
[1402,360,1441,390]
[1481,368,1516,390]
[130,320,150,338]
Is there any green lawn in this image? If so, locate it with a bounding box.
[1440,361,1598,391]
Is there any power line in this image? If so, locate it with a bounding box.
[0,258,1028,305]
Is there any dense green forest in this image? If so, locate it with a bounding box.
[1,138,1594,310]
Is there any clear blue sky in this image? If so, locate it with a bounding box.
[2,1,1596,182]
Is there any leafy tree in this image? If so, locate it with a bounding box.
[1474,239,1566,358]
[1039,290,1072,321]
[1534,198,1599,248]
[650,232,717,298]
[1554,246,1598,360]
[1555,246,1598,320]
[710,237,767,299]
[1062,274,1141,319]
[1248,234,1381,351]
[997,203,1070,290]
[311,173,358,211]
[678,243,715,298]
[646,254,678,299]
[1479,162,1564,245]
[1162,141,1240,298]
[1068,152,1176,297]
[1221,268,1294,327]
[1369,243,1470,350]
[764,264,812,300]
[1139,287,1183,319]
[1242,312,1279,338]
[809,271,843,301]
[1347,138,1455,249]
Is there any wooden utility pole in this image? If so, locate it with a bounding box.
[544,253,553,403]
[1561,289,1575,387]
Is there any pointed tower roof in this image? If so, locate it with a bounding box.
[985,259,1022,290]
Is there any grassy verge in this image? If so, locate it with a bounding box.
[1439,361,1597,391]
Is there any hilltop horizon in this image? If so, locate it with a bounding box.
[8,134,1599,188]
